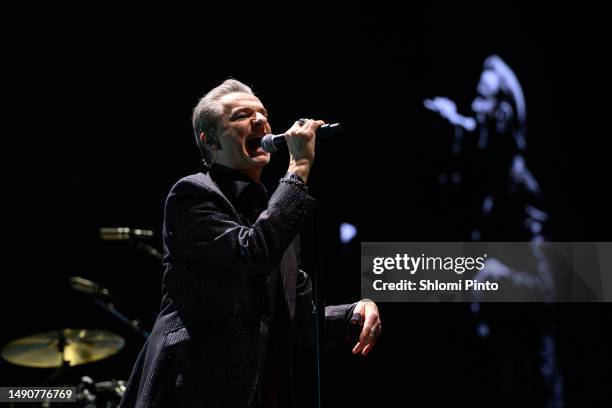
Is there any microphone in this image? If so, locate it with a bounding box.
[99,227,163,260]
[70,277,150,338]
[99,227,154,241]
[69,276,112,299]
[260,122,343,153]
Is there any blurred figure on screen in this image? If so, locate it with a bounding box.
[425,55,563,407]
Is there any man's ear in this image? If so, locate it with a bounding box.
[200,131,220,150]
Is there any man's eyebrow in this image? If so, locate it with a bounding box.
[231,106,268,116]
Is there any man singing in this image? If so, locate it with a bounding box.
[120,79,381,407]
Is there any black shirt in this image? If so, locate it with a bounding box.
[209,164,293,407]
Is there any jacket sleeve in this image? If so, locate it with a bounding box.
[293,268,359,349]
[164,175,318,276]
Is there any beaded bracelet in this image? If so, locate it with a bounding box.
[279,173,307,192]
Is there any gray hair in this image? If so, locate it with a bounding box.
[192,79,254,167]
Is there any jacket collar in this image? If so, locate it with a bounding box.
[209,164,268,223]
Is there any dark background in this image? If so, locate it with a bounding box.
[3,2,611,407]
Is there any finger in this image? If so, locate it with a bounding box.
[303,119,324,131]
[358,309,379,345]
[356,313,380,354]
[288,119,315,138]
[353,340,368,355]
[290,120,304,132]
[368,324,381,345]
[302,119,318,133]
[355,333,378,356]
[355,330,370,355]
[309,119,326,132]
[361,328,381,356]
[287,123,307,139]
[363,342,376,356]
[353,322,368,354]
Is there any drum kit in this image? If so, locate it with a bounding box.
[1,329,127,407]
[0,228,159,407]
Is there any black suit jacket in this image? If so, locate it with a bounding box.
[120,166,356,408]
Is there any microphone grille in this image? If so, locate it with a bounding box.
[261,134,278,153]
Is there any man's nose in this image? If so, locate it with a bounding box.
[252,112,267,126]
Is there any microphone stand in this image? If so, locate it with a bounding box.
[43,330,71,385]
[99,227,163,261]
[90,297,150,339]
[129,240,163,261]
[311,210,326,408]
[69,279,150,339]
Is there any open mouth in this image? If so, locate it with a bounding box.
[245,136,266,157]
[246,138,262,150]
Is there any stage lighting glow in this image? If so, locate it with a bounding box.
[340,222,357,244]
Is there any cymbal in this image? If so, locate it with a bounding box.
[1,329,125,368]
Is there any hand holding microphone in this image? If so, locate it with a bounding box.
[263,118,343,183]
[286,119,323,182]
[261,120,343,154]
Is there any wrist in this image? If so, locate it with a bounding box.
[288,160,310,183]
[280,172,308,192]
